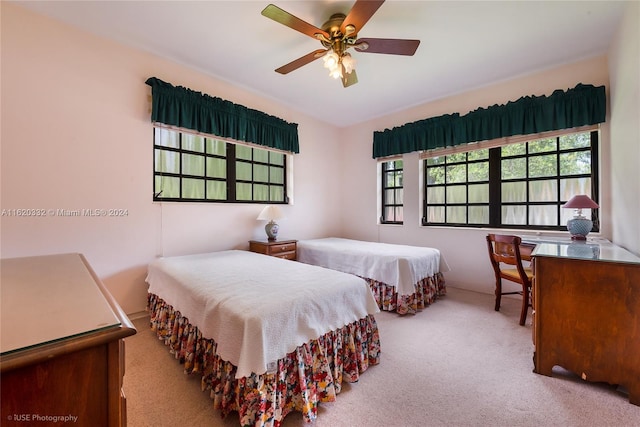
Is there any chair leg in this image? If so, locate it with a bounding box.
[494,279,502,311]
[519,285,529,326]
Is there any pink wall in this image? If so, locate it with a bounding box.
[1,3,345,314]
[608,1,640,256]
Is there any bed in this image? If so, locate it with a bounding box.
[145,249,380,427]
[297,238,449,315]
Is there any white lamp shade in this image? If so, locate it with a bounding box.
[257,205,284,221]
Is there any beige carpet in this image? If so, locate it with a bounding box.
[123,287,639,426]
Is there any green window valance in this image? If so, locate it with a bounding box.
[146,77,299,153]
[373,83,606,158]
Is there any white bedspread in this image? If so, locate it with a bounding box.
[146,250,379,378]
[297,238,450,297]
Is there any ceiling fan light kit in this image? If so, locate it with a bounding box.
[261,0,420,88]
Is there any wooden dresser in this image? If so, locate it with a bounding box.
[1,253,137,426]
[249,239,297,260]
[532,241,640,405]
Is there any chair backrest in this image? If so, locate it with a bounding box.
[486,234,530,283]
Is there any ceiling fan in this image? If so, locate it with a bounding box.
[261,0,420,88]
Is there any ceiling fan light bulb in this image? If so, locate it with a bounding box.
[329,67,342,79]
[323,51,339,69]
[342,54,356,74]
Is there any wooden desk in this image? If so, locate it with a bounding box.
[1,253,137,426]
[531,241,640,405]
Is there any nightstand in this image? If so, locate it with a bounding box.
[249,239,297,260]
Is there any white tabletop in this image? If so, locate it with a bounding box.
[1,253,121,354]
[532,240,640,264]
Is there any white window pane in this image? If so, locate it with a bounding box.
[270,186,283,202]
[206,181,226,200]
[446,185,466,203]
[182,178,204,198]
[182,153,204,176]
[182,134,204,152]
[427,206,445,223]
[468,206,489,224]
[155,128,179,148]
[155,149,179,174]
[254,164,269,181]
[254,148,269,163]
[529,180,557,202]
[560,178,591,200]
[155,176,180,198]
[254,184,269,201]
[206,158,226,178]
[529,205,558,226]
[502,181,526,203]
[270,167,283,184]
[427,187,445,204]
[236,183,252,200]
[236,162,252,180]
[469,184,488,203]
[446,206,466,223]
[206,138,226,155]
[502,205,526,225]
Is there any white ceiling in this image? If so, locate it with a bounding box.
[14,1,625,128]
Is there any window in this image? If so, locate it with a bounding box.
[153,127,287,203]
[381,159,403,224]
[423,130,598,231]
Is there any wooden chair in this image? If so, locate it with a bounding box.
[486,234,534,326]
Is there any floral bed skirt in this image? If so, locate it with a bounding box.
[364,272,446,315]
[147,294,381,426]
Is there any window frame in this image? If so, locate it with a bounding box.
[153,127,289,204]
[381,159,404,225]
[421,129,599,231]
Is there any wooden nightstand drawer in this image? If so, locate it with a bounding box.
[270,242,296,254]
[249,239,297,260]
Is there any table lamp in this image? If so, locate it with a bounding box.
[562,195,599,240]
[257,205,284,241]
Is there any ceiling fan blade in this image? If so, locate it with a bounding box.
[354,38,420,55]
[275,49,327,74]
[262,4,329,40]
[340,0,385,35]
[342,68,358,88]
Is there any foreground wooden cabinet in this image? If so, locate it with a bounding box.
[1,253,137,426]
[532,241,640,405]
